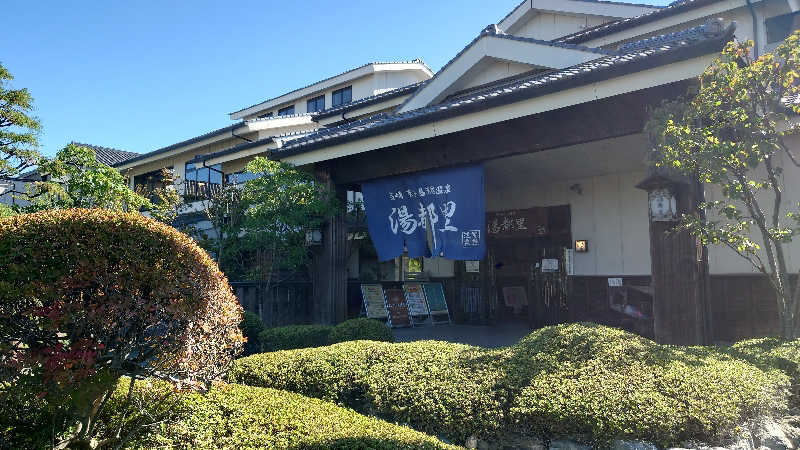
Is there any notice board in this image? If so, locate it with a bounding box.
[422,283,448,315]
[361,284,389,319]
[384,288,411,328]
[403,283,430,316]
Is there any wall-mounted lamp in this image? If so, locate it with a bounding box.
[575,240,588,253]
[305,229,323,246]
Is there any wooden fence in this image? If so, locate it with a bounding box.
[230,281,314,327]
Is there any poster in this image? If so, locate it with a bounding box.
[403,283,429,316]
[360,165,486,261]
[385,288,411,327]
[361,284,389,319]
[422,283,448,314]
[465,260,480,273]
[502,286,528,314]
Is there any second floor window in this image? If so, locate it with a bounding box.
[332,86,352,107]
[185,162,222,200]
[278,105,295,116]
[307,95,325,113]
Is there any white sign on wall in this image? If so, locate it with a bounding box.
[465,260,480,273]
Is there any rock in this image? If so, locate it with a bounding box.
[465,436,478,449]
[612,440,658,450]
[549,440,591,450]
[754,420,794,450]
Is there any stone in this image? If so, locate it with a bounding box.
[753,420,794,450]
[549,440,591,450]
[612,440,658,450]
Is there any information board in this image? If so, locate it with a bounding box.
[361,284,388,319]
[403,283,430,316]
[384,288,412,328]
[422,283,448,314]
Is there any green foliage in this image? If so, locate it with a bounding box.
[646,33,800,337]
[0,202,14,218]
[0,209,244,447]
[0,62,41,179]
[96,377,459,450]
[23,143,150,212]
[240,312,266,356]
[328,318,393,344]
[229,323,789,447]
[729,337,800,405]
[259,324,334,352]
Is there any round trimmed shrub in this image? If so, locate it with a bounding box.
[259,324,333,352]
[0,209,244,447]
[328,318,393,344]
[240,311,266,356]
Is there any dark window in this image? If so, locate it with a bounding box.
[257,112,273,119]
[767,12,800,44]
[278,105,295,116]
[133,167,173,201]
[306,95,325,113]
[332,86,352,107]
[184,162,222,200]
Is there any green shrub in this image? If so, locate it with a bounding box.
[98,378,459,450]
[229,323,789,447]
[240,311,266,356]
[259,324,333,352]
[729,337,800,405]
[328,318,393,344]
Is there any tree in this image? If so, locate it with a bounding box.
[23,143,150,212]
[0,62,41,179]
[0,209,244,449]
[646,32,800,338]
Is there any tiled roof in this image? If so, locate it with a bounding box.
[245,113,316,123]
[186,130,313,165]
[229,59,432,117]
[314,81,425,120]
[112,122,246,167]
[275,22,735,159]
[499,0,664,28]
[71,142,139,166]
[555,0,722,44]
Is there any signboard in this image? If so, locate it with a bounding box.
[361,284,388,319]
[465,260,480,273]
[422,283,447,314]
[384,288,411,328]
[403,283,429,316]
[487,207,548,238]
[502,286,528,313]
[360,165,486,261]
[541,258,559,273]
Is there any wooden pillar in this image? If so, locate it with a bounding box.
[312,167,349,325]
[639,174,711,345]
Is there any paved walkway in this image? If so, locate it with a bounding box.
[392,322,532,348]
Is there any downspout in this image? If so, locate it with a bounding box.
[746,0,760,57]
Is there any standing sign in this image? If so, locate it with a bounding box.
[360,165,486,261]
[384,288,412,328]
[403,283,430,317]
[422,282,451,324]
[361,284,388,319]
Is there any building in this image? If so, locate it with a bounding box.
[118,0,800,344]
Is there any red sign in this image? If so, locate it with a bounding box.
[384,288,411,327]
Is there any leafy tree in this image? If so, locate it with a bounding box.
[132,167,186,225]
[23,143,150,212]
[0,209,244,448]
[0,62,41,179]
[646,33,800,338]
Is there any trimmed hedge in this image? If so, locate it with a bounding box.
[728,337,800,404]
[258,318,392,352]
[240,311,266,356]
[99,378,459,450]
[229,323,789,447]
[260,324,333,352]
[328,318,394,344]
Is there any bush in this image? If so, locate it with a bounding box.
[0,209,244,448]
[97,378,459,450]
[728,337,800,405]
[229,323,788,447]
[328,318,393,344]
[259,324,334,352]
[240,311,266,356]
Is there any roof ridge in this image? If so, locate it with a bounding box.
[71,141,139,156]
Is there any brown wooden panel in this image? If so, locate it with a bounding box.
[709,275,781,342]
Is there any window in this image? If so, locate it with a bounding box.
[766,12,800,44]
[184,162,222,200]
[278,105,295,116]
[306,95,325,113]
[133,167,174,202]
[257,112,273,119]
[332,86,352,107]
[224,171,259,186]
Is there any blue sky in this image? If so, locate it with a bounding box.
[2,0,670,158]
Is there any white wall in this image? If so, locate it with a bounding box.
[487,170,652,276]
[456,59,537,92]
[509,12,615,41]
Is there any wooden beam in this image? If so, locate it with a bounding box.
[327,81,691,185]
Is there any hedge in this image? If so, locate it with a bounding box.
[229,323,789,447]
[240,311,266,356]
[98,378,460,450]
[259,318,392,352]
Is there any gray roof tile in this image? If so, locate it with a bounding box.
[71,142,140,166]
